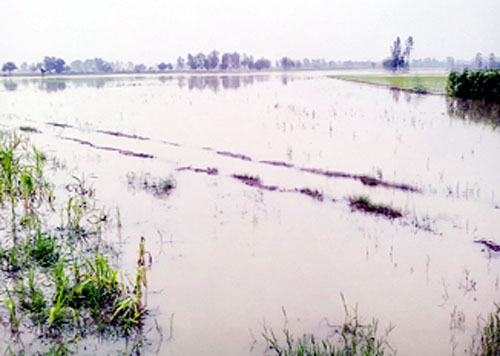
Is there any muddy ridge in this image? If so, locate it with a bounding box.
[177,166,219,175]
[48,122,419,193]
[61,137,154,159]
[232,174,278,191]
[97,129,151,141]
[217,151,253,161]
[47,122,73,128]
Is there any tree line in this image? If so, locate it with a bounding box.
[3,47,500,76]
[1,52,378,76]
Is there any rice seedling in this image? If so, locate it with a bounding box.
[3,290,22,333]
[19,269,48,326]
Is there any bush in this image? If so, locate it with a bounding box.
[447,69,500,103]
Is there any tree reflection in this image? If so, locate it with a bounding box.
[446,97,500,129]
[40,81,67,93]
[179,75,269,92]
[3,80,18,91]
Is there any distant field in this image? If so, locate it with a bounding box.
[329,74,448,94]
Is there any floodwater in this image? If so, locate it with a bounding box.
[1,71,499,355]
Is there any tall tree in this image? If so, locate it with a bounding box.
[2,62,17,76]
[404,36,414,69]
[384,36,414,71]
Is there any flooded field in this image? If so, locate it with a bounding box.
[1,71,499,355]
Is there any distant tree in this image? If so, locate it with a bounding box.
[134,64,146,73]
[94,58,113,73]
[474,52,483,69]
[253,58,271,70]
[158,62,168,71]
[280,57,295,70]
[384,36,414,71]
[231,52,240,69]
[177,56,185,70]
[488,53,499,69]
[194,53,206,70]
[446,56,455,68]
[221,52,241,70]
[2,61,17,75]
[220,53,230,70]
[241,54,254,70]
[207,50,219,70]
[403,36,414,69]
[43,56,66,74]
[187,54,196,70]
[70,60,84,73]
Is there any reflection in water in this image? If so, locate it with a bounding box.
[3,80,18,91]
[158,76,173,84]
[41,81,67,93]
[446,97,500,129]
[4,74,271,93]
[390,88,420,103]
[179,75,269,92]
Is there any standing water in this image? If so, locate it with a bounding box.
[0,71,499,355]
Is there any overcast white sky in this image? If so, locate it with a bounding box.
[1,0,499,66]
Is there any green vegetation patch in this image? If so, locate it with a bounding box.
[330,75,448,94]
[447,69,500,103]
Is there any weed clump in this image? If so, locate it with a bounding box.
[349,196,402,219]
